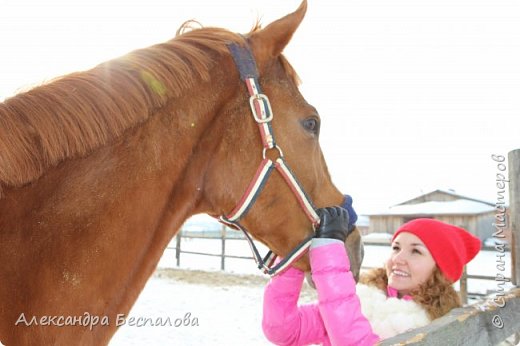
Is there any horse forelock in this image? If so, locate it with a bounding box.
[0,25,248,191]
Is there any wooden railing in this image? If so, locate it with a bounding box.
[172,226,252,271]
[380,287,520,345]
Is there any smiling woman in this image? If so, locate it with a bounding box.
[262,217,482,344]
[385,232,437,296]
[358,219,481,337]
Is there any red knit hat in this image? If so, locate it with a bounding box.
[392,218,481,282]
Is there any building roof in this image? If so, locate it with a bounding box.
[368,199,495,216]
[395,189,495,207]
[356,215,370,227]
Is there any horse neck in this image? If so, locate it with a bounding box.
[0,77,232,343]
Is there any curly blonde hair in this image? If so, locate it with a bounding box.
[359,267,461,320]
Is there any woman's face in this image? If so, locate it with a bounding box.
[385,232,436,295]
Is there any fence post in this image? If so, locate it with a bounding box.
[221,224,227,271]
[459,266,467,304]
[176,233,181,267]
[509,149,520,286]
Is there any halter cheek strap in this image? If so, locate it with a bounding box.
[219,42,320,277]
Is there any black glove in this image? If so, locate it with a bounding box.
[314,206,351,242]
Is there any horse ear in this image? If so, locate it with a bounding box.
[249,0,307,60]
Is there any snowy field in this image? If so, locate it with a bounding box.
[109,235,513,345]
[109,270,275,345]
[110,237,314,345]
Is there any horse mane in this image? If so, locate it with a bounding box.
[0,20,300,192]
[0,25,232,189]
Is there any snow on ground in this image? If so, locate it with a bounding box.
[110,269,317,345]
[110,237,513,345]
[110,271,267,345]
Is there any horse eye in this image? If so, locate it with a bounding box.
[301,117,320,135]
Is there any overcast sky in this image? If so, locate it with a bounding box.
[1,0,518,212]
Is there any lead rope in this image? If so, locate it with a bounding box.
[219,42,320,276]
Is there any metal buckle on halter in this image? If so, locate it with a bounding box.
[262,145,284,160]
[249,94,274,123]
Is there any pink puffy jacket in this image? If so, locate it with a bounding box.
[262,242,380,346]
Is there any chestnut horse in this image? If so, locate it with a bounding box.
[0,1,362,344]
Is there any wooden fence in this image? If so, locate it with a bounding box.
[172,225,252,271]
[169,149,520,345]
[171,231,510,303]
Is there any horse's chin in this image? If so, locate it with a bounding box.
[291,254,311,272]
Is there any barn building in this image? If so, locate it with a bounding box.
[365,189,507,242]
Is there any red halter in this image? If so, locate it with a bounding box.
[219,42,320,276]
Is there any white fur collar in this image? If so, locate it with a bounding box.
[356,284,431,340]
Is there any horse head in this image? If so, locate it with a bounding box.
[193,1,364,277]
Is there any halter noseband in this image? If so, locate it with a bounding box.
[219,42,320,276]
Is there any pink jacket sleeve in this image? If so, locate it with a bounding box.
[311,242,380,345]
[262,242,380,346]
[262,266,329,345]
